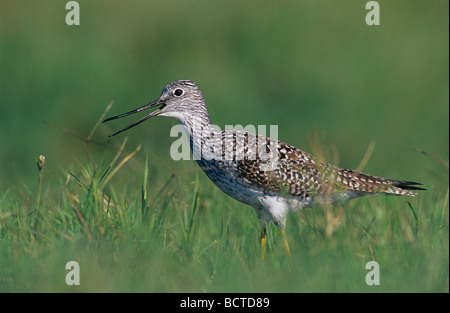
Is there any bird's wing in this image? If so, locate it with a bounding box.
[234,132,422,197]
[235,134,338,196]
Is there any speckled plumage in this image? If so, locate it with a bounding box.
[104,80,424,255]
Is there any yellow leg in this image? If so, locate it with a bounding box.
[260,231,267,260]
[280,228,291,256]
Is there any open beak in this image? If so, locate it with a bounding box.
[103,100,165,137]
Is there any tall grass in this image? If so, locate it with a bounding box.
[0,108,448,292]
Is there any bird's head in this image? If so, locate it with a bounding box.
[103,80,207,136]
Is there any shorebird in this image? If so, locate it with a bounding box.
[104,80,424,258]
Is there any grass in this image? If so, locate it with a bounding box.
[0,109,448,293]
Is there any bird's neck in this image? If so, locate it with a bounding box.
[177,112,220,162]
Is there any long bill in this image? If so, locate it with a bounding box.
[103,100,164,137]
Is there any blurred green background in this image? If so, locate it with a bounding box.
[0,0,448,190]
[0,0,448,292]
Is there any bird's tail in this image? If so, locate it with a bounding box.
[335,169,425,197]
[383,179,426,196]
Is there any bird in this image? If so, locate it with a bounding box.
[103,80,424,259]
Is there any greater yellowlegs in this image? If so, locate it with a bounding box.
[104,80,424,258]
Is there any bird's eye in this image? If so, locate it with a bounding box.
[174,88,184,97]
